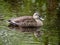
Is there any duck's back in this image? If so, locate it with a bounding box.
[9,16,38,28]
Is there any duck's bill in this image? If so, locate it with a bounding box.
[40,17,44,21]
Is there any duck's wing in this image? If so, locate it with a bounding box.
[8,16,32,23]
[19,18,37,27]
[14,16,37,27]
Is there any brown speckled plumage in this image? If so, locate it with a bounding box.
[8,16,41,28]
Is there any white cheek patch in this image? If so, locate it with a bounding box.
[33,15,39,19]
[34,16,38,18]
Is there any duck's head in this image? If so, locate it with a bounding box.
[33,12,44,21]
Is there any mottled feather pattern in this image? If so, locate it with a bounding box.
[10,16,37,27]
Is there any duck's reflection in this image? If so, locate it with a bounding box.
[8,23,41,37]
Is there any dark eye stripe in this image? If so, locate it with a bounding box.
[35,14,38,16]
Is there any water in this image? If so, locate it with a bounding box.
[0,21,42,45]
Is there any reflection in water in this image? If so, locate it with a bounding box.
[8,23,41,37]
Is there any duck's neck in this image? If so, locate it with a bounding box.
[35,19,43,26]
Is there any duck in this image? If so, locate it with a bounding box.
[8,12,44,37]
[8,12,44,28]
